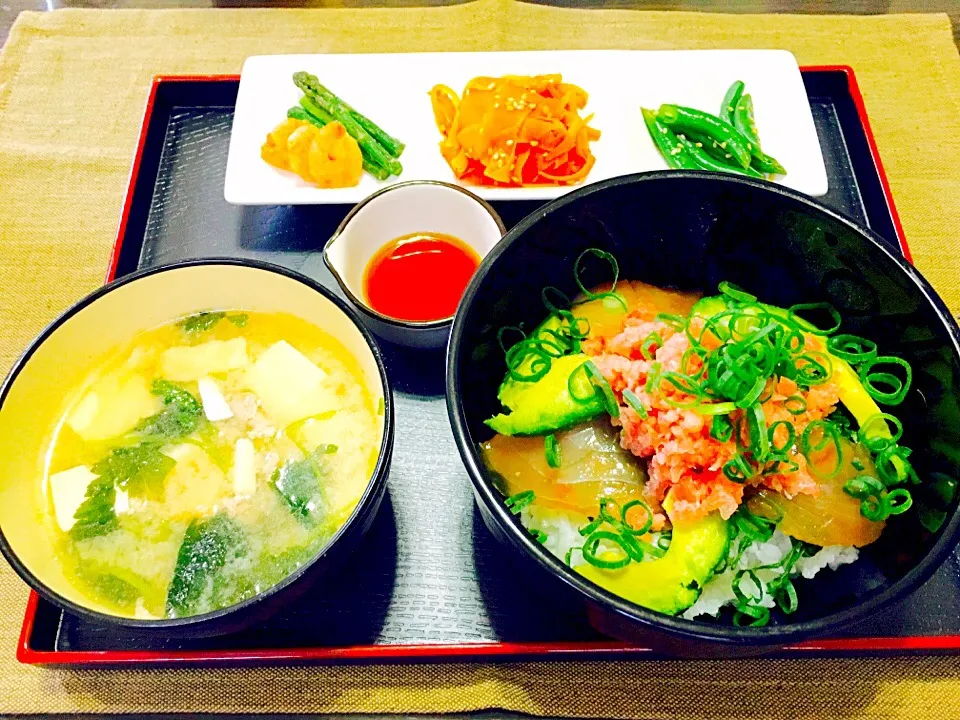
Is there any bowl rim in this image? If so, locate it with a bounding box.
[446,169,960,646]
[0,256,395,629]
[323,179,507,331]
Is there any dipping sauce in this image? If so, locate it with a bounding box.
[363,232,480,322]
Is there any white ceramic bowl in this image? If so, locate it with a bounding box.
[323,180,505,350]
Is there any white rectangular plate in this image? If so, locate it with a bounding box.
[225,50,828,205]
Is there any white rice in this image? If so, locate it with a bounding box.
[519,504,859,620]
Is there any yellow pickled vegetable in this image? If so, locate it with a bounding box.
[261,119,363,188]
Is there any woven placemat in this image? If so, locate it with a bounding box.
[1,1,959,716]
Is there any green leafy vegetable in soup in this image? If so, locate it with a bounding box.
[46,311,382,619]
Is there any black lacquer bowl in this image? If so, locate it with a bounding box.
[0,259,394,637]
[446,171,960,656]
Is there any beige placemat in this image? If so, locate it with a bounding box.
[1,1,960,716]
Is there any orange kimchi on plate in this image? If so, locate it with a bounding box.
[429,74,600,187]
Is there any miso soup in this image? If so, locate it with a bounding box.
[43,310,382,619]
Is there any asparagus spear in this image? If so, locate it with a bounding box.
[310,80,405,158]
[292,71,403,177]
[287,105,390,181]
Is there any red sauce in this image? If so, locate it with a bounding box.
[363,232,480,322]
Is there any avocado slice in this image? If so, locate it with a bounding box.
[486,353,605,436]
[576,497,730,615]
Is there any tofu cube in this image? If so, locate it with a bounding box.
[160,338,248,382]
[245,341,333,427]
[49,466,99,532]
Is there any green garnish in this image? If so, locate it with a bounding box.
[134,380,205,441]
[178,311,248,333]
[858,355,912,406]
[622,388,648,418]
[271,445,336,524]
[584,361,619,417]
[166,512,246,617]
[786,302,842,335]
[544,434,562,468]
[505,490,535,514]
[581,530,632,569]
[827,333,877,363]
[69,475,119,540]
[641,332,662,361]
[178,311,226,333]
[91,444,175,500]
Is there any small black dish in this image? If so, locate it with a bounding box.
[0,258,394,637]
[446,171,960,657]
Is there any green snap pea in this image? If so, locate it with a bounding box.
[641,107,701,170]
[720,80,745,125]
[657,104,753,170]
[679,134,763,178]
[734,92,763,147]
[734,93,787,176]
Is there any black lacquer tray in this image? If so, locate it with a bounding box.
[21,67,960,667]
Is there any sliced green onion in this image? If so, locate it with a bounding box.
[723,454,754,483]
[579,517,603,536]
[860,495,887,522]
[622,388,648,419]
[827,333,878,364]
[784,395,807,415]
[768,420,796,453]
[544,434,561,468]
[858,412,903,452]
[788,301,842,335]
[859,356,912,406]
[641,332,662,361]
[694,401,737,416]
[505,490,535,513]
[883,488,913,516]
[573,249,628,311]
[541,285,572,315]
[599,499,621,527]
[711,414,734,442]
[585,360,620,418]
[843,475,885,500]
[659,371,703,408]
[655,313,687,331]
[645,361,662,393]
[732,569,765,604]
[528,528,548,544]
[733,506,777,542]
[774,578,799,615]
[733,603,771,627]
[795,351,833,386]
[619,531,664,561]
[620,499,653,536]
[747,404,770,462]
[800,420,842,478]
[506,341,551,383]
[657,532,672,552]
[582,530,632,569]
[497,325,526,354]
[718,281,757,304]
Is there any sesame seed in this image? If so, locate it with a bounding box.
[695,142,702,148]
[494,103,500,109]
[720,141,727,149]
[530,140,539,147]
[506,139,514,146]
